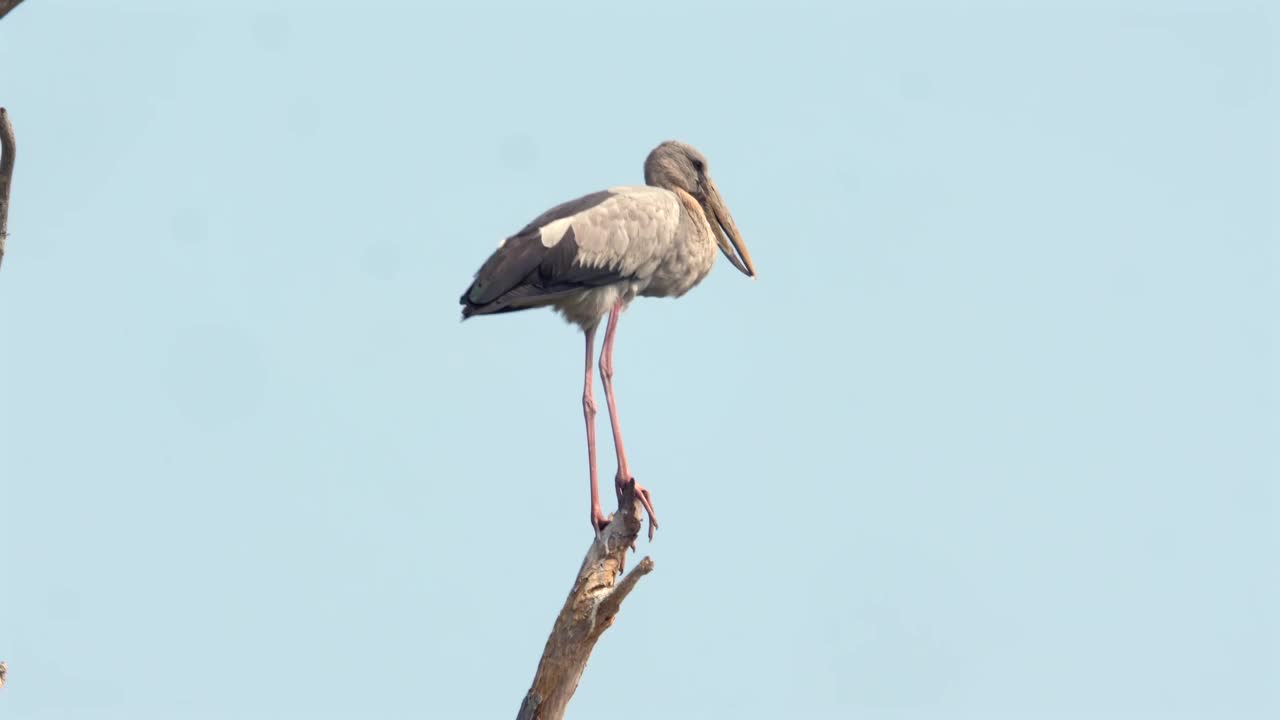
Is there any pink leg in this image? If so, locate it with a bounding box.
[600,300,660,540]
[582,324,610,536]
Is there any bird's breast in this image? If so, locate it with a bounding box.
[639,191,716,299]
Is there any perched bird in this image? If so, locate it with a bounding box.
[459,140,756,540]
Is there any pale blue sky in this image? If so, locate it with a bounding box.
[1,1,1276,718]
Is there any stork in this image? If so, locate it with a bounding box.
[459,140,756,540]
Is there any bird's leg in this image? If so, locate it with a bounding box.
[600,299,660,540]
[583,324,611,539]
[599,303,631,493]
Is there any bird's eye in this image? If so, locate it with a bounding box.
[692,159,705,173]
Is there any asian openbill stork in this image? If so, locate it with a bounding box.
[460,140,756,540]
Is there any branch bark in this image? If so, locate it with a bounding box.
[0,107,13,270]
[517,482,655,720]
[0,1,26,22]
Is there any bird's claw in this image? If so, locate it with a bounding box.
[593,511,614,549]
[616,475,659,542]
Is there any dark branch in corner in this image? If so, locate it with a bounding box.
[0,107,13,270]
[2,5,24,690]
[0,1,27,22]
[516,482,656,720]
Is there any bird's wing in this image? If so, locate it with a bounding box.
[461,186,679,316]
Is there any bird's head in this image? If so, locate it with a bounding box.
[644,140,756,278]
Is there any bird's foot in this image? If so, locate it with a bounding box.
[616,475,659,542]
[592,509,614,547]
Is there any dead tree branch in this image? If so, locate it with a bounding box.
[0,107,13,269]
[0,1,26,22]
[517,482,655,720]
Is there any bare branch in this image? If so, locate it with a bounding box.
[0,107,13,270]
[516,482,655,720]
[0,0,25,22]
[597,556,654,619]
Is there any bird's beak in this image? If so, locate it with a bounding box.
[705,179,756,278]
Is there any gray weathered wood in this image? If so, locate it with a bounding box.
[517,481,655,720]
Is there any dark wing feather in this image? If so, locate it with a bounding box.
[460,191,625,318]
[530,227,630,291]
[461,229,544,307]
[461,227,632,318]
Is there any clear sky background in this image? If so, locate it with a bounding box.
[1,1,1276,718]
